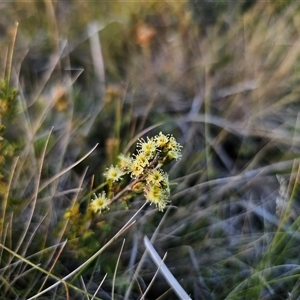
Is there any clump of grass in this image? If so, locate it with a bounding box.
[2,1,300,299]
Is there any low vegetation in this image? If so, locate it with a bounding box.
[1,0,300,299]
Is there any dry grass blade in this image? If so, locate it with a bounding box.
[0,157,18,241]
[80,276,89,300]
[143,236,191,300]
[14,127,53,257]
[36,240,68,297]
[140,251,168,300]
[112,239,126,300]
[6,21,18,84]
[88,21,105,99]
[38,143,99,193]
[91,273,107,300]
[124,205,174,299]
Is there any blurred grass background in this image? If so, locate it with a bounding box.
[1,0,300,299]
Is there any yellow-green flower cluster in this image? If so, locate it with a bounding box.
[132,132,182,210]
[104,165,124,182]
[155,132,183,162]
[89,132,182,213]
[144,169,171,211]
[90,192,109,213]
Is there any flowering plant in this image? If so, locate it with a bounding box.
[90,132,182,212]
[62,132,182,254]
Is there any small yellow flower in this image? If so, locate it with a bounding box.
[130,159,144,178]
[167,136,182,151]
[167,150,182,161]
[138,137,157,158]
[155,132,170,148]
[144,185,168,211]
[90,192,109,213]
[104,165,124,182]
[134,152,149,168]
[146,169,165,187]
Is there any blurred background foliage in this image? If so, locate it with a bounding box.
[1,0,300,299]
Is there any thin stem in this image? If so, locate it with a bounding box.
[6,22,18,84]
[108,178,140,206]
